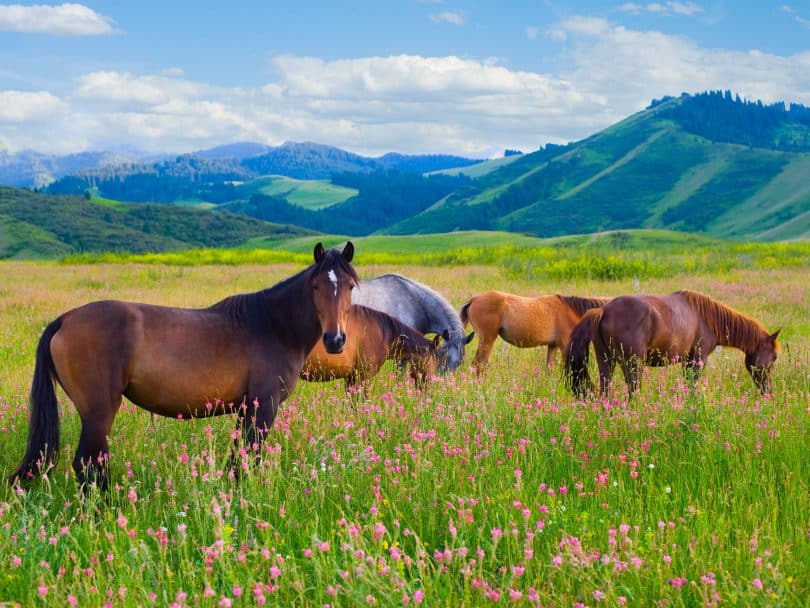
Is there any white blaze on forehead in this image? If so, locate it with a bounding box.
[327,269,338,296]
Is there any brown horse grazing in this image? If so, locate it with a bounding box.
[11,242,358,490]
[302,304,443,392]
[459,291,609,374]
[565,290,781,397]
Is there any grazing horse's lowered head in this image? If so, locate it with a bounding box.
[744,328,781,394]
[351,273,471,373]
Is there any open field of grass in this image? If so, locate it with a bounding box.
[0,253,807,606]
[64,229,810,283]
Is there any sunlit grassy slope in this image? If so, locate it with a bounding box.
[389,99,810,241]
[235,175,358,209]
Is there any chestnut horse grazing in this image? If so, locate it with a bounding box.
[302,305,443,392]
[565,290,781,397]
[460,291,609,373]
[11,242,358,489]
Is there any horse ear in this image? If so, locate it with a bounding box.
[464,331,475,344]
[342,241,354,263]
[314,242,325,263]
[442,329,450,341]
[769,328,781,342]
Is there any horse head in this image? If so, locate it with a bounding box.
[435,329,475,373]
[408,333,445,390]
[744,328,781,394]
[311,242,358,354]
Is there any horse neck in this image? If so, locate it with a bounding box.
[421,288,463,337]
[265,268,321,352]
[682,291,767,353]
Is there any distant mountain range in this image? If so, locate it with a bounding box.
[2,90,809,258]
[1,140,482,191]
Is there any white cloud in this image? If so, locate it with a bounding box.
[429,10,465,26]
[0,3,115,36]
[782,4,810,29]
[2,16,810,157]
[0,90,66,122]
[554,16,810,118]
[616,2,703,17]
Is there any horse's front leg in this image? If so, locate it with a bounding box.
[229,381,286,476]
[683,354,705,392]
[545,344,559,368]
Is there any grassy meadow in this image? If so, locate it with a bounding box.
[0,245,808,607]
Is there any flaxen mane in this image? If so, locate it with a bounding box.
[556,295,610,317]
[678,290,767,352]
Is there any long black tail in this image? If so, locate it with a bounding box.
[459,301,472,328]
[564,309,603,398]
[10,317,63,483]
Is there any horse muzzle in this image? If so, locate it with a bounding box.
[323,332,346,354]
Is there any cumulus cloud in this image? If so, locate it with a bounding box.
[554,16,810,115]
[0,90,66,122]
[2,16,810,157]
[429,10,465,26]
[0,3,116,36]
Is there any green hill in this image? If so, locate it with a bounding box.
[232,175,357,209]
[0,186,310,259]
[384,93,810,241]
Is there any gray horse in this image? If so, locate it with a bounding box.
[352,273,473,373]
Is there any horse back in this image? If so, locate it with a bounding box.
[601,294,703,359]
[52,300,264,416]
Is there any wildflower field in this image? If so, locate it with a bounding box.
[0,255,807,607]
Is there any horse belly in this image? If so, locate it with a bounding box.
[125,340,251,417]
[500,307,552,347]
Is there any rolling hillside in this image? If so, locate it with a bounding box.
[384,93,810,241]
[0,187,310,259]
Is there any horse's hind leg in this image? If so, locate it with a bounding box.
[597,352,615,396]
[73,403,118,491]
[471,332,497,375]
[620,355,643,397]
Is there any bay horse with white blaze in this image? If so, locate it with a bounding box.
[302,304,443,392]
[460,291,609,374]
[565,289,781,397]
[11,242,358,489]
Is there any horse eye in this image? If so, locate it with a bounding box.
[312,283,319,290]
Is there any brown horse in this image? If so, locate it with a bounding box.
[565,290,781,397]
[11,242,358,489]
[459,291,609,373]
[302,305,443,392]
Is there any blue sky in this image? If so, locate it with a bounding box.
[1,1,809,157]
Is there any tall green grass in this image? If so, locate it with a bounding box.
[0,261,806,606]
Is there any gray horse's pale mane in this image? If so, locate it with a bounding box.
[379,273,463,337]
